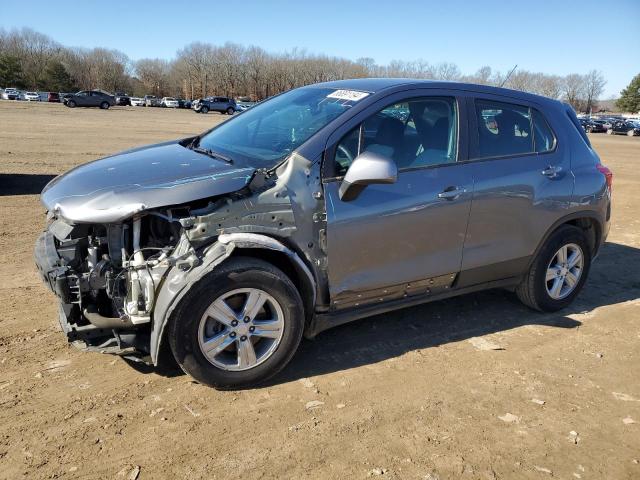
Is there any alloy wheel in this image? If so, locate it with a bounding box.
[545,243,584,300]
[197,288,285,371]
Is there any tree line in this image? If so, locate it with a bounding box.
[0,27,621,113]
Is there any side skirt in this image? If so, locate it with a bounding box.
[305,277,521,338]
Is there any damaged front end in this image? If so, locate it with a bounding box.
[34,147,324,364]
[35,210,191,359]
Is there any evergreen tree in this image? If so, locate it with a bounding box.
[616,74,640,113]
[43,61,75,91]
[0,55,25,88]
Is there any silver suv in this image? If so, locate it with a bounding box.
[35,79,612,388]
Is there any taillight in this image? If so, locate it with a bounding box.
[596,164,613,192]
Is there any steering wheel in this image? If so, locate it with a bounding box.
[336,144,355,170]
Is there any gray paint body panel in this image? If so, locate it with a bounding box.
[325,164,474,307]
[41,141,255,223]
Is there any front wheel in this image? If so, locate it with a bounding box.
[516,225,591,312]
[100,101,110,109]
[66,100,76,108]
[628,130,635,137]
[227,107,235,115]
[607,129,613,135]
[168,257,304,389]
[200,106,209,114]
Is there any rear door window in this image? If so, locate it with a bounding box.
[475,100,533,158]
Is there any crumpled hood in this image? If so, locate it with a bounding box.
[41,140,255,223]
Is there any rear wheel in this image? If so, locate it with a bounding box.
[628,130,635,137]
[168,257,304,388]
[516,225,591,312]
[607,129,613,135]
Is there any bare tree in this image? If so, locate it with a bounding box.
[583,70,606,113]
[563,74,587,111]
[0,27,611,108]
[135,58,171,96]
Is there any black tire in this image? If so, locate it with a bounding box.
[516,225,591,312]
[66,100,76,108]
[227,107,235,115]
[200,106,209,114]
[100,101,110,110]
[168,257,304,389]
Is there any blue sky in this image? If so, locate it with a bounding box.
[1,0,637,97]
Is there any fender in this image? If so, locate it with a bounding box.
[149,232,316,365]
[527,209,605,270]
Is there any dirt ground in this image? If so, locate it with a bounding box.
[0,101,638,480]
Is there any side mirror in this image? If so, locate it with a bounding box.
[338,150,398,201]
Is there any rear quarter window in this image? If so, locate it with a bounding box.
[565,107,591,147]
[532,109,556,153]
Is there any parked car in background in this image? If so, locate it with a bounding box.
[607,120,640,136]
[580,118,607,133]
[192,96,237,114]
[47,92,60,102]
[177,98,192,109]
[24,91,40,101]
[236,102,256,112]
[35,79,612,388]
[161,97,179,108]
[2,88,19,100]
[130,97,144,107]
[115,94,131,106]
[144,95,160,107]
[63,90,116,109]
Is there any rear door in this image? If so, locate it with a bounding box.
[89,91,102,106]
[323,89,475,310]
[213,97,224,111]
[458,96,573,286]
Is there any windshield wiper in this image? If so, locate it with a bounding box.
[191,146,233,164]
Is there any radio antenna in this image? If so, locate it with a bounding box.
[500,64,518,87]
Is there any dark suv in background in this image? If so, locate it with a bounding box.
[192,96,237,114]
[63,90,116,109]
[607,120,640,136]
[36,79,612,388]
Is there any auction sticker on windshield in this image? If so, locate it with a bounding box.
[327,90,370,102]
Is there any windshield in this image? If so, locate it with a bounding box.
[195,87,365,168]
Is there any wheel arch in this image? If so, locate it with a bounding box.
[529,211,603,270]
[151,233,316,366]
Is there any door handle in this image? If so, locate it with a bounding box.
[541,165,562,178]
[437,186,466,200]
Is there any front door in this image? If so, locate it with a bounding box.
[323,94,474,310]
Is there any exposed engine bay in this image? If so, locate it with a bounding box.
[36,208,196,358]
[34,154,324,363]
